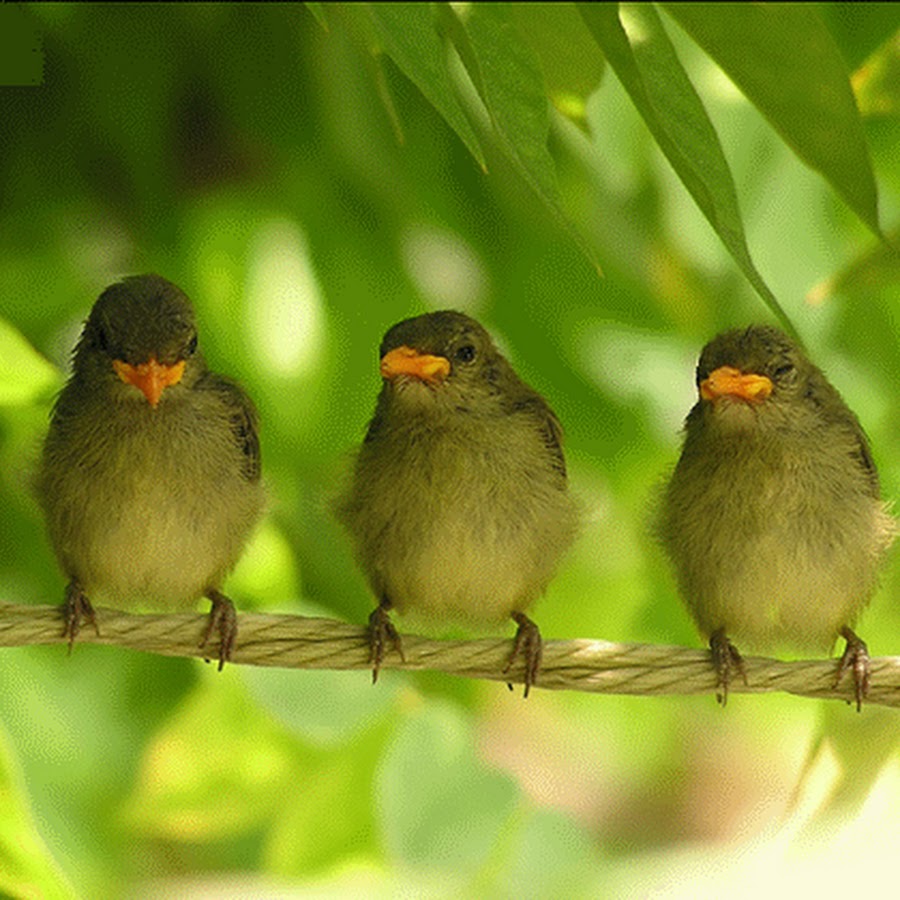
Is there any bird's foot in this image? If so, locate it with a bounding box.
[504,612,542,698]
[834,626,869,712]
[368,604,404,684]
[201,590,238,671]
[61,580,99,652]
[710,628,747,706]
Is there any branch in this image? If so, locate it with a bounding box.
[1,602,899,707]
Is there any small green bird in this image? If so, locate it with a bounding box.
[37,275,265,668]
[338,311,578,696]
[660,325,895,707]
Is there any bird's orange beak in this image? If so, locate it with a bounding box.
[113,357,185,408]
[380,345,450,384]
[700,365,773,404]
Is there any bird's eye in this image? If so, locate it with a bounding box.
[455,344,476,364]
[95,326,109,353]
[186,333,198,356]
[772,362,795,380]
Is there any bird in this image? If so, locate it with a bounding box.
[337,310,578,696]
[659,324,895,708]
[36,274,265,669]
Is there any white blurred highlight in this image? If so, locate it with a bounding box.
[246,218,325,378]
[580,325,696,444]
[609,742,900,899]
[618,5,650,45]
[400,225,488,313]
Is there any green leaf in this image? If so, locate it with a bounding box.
[491,810,599,897]
[366,3,486,169]
[262,722,386,875]
[853,33,900,118]
[304,2,328,32]
[241,664,398,746]
[818,2,900,72]
[0,726,77,900]
[663,2,881,236]
[376,702,518,870]
[579,3,793,332]
[511,2,605,123]
[453,3,556,197]
[450,2,600,270]
[123,676,297,841]
[0,318,60,407]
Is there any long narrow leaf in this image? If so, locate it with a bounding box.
[450,3,600,269]
[511,3,605,115]
[367,3,486,170]
[304,3,328,32]
[579,3,793,331]
[664,2,881,237]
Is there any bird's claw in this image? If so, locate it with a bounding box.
[504,612,542,698]
[710,628,747,706]
[368,604,404,684]
[201,590,238,671]
[62,580,99,652]
[834,626,869,712]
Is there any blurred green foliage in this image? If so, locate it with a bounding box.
[0,2,898,896]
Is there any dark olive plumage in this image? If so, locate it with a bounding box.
[339,311,578,694]
[81,275,199,368]
[660,325,895,705]
[37,275,264,665]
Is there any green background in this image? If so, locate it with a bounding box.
[0,3,898,896]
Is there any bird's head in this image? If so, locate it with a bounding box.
[76,274,203,408]
[693,325,811,431]
[377,310,512,412]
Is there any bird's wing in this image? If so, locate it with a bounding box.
[511,392,567,482]
[851,424,880,496]
[811,368,880,496]
[202,374,261,482]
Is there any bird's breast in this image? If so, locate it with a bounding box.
[46,396,263,606]
[346,414,576,624]
[662,431,893,649]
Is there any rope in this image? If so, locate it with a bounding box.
[1,601,898,707]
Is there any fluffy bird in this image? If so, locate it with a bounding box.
[660,325,895,707]
[37,275,264,667]
[338,311,578,696]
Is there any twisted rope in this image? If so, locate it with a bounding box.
[1,601,898,707]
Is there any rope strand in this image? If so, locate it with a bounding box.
[1,602,898,707]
